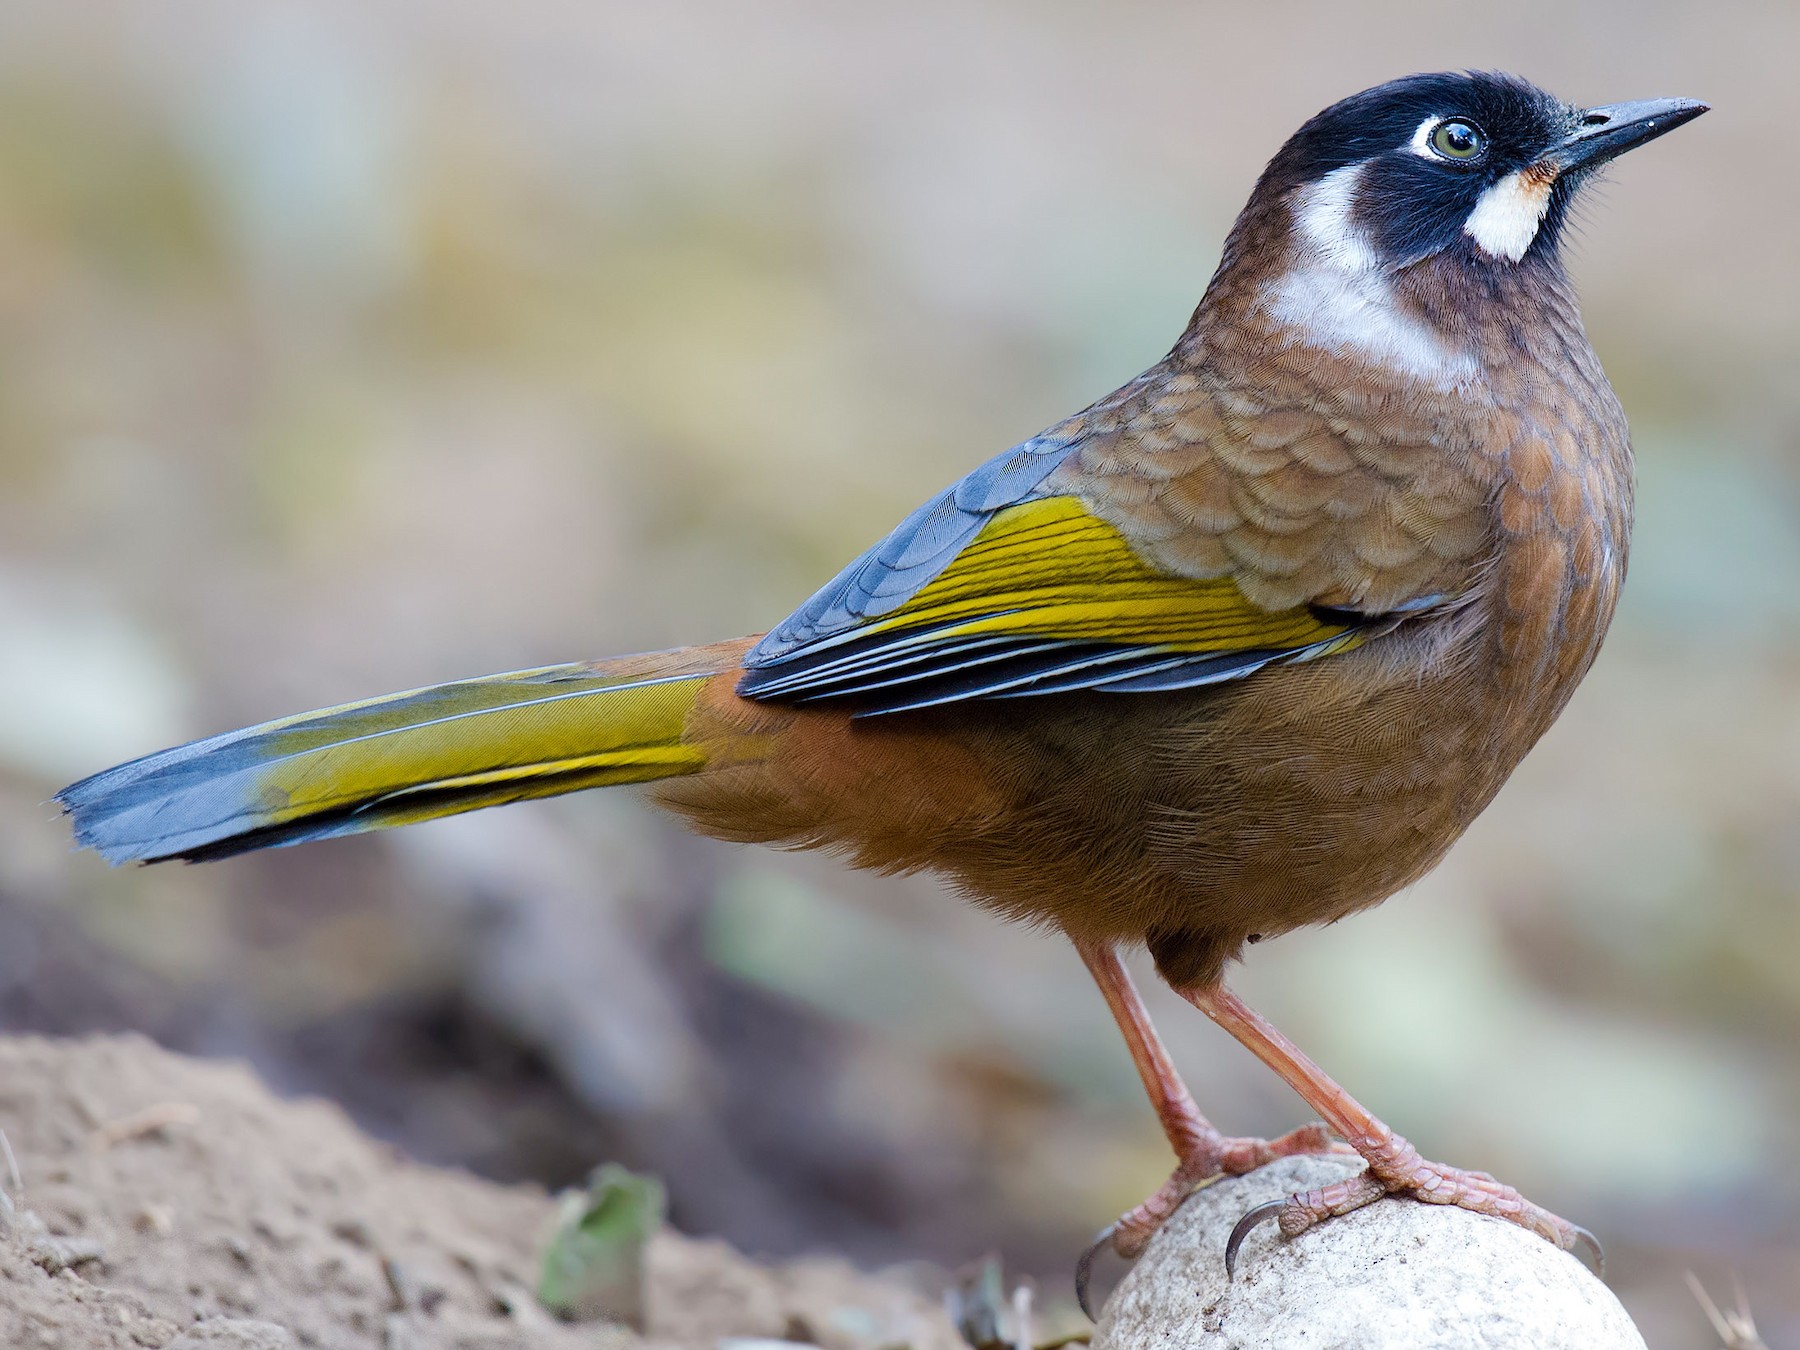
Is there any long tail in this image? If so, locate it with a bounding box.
[57,639,759,864]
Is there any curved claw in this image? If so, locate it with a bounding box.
[1223,1198,1287,1280]
[1570,1224,1605,1277]
[1074,1223,1119,1321]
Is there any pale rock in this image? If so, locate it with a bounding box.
[166,1318,295,1350]
[1095,1155,1644,1350]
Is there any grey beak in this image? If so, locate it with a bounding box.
[1542,97,1710,174]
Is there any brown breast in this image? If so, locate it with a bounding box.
[931,249,1633,987]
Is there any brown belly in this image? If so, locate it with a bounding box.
[827,604,1533,987]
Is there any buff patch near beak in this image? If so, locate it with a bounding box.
[1463,166,1556,262]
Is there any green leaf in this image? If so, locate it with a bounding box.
[537,1162,666,1328]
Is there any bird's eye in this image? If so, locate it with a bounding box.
[1429,119,1486,161]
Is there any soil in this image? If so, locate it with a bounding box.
[0,1035,967,1350]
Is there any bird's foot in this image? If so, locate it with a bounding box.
[1223,1129,1602,1278]
[1108,1122,1348,1260]
[1077,1121,1346,1316]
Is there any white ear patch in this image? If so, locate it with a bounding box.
[1463,169,1555,262]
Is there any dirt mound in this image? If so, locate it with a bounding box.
[0,1035,964,1350]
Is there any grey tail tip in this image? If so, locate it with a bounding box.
[54,791,153,867]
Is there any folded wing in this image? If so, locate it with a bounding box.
[739,494,1381,715]
[740,355,1491,717]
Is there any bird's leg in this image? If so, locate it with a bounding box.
[1073,941,1343,1262]
[1179,982,1599,1273]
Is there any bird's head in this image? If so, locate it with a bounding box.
[1198,72,1706,385]
[1254,71,1708,272]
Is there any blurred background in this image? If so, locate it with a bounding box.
[0,0,1794,1344]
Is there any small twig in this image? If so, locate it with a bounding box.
[67,1091,102,1130]
[89,1102,201,1151]
[0,1127,22,1201]
[1685,1271,1766,1350]
[949,1257,1007,1350]
[1011,1280,1033,1350]
[384,1254,418,1313]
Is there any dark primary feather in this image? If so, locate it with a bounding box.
[746,626,1373,716]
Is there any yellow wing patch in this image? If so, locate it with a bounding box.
[865,496,1354,652]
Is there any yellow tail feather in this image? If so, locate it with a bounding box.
[58,650,738,864]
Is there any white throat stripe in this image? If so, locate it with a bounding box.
[1290,162,1378,271]
[1263,165,1480,387]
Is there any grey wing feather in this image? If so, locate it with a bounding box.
[743,429,1078,667]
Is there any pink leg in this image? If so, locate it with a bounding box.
[1072,940,1344,1304]
[1180,983,1598,1272]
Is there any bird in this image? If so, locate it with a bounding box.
[57,71,1706,1311]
